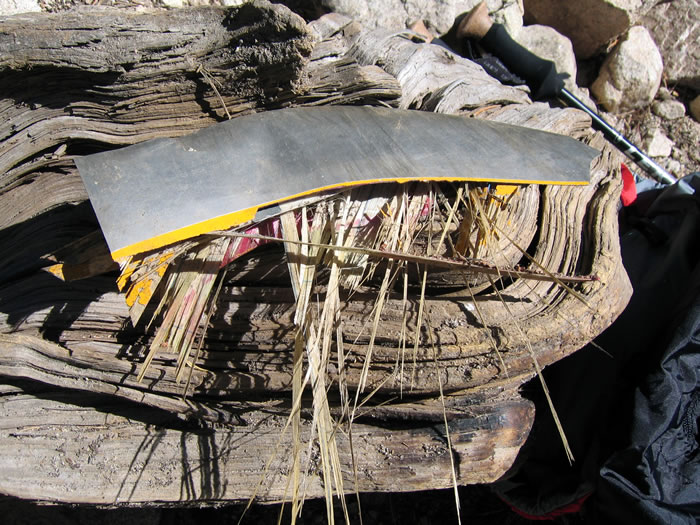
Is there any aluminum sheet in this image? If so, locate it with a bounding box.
[75,106,598,258]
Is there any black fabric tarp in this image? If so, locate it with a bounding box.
[494,174,700,523]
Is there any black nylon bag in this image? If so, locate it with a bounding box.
[494,175,700,523]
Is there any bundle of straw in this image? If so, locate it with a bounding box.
[113,180,593,523]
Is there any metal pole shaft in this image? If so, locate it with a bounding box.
[471,20,681,187]
[559,89,677,185]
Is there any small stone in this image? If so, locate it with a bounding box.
[656,87,673,100]
[161,0,183,7]
[642,0,700,90]
[321,0,369,23]
[591,26,663,113]
[644,128,674,158]
[0,0,40,15]
[570,86,598,112]
[317,0,525,36]
[652,99,686,120]
[666,159,682,176]
[515,24,577,92]
[492,1,525,37]
[690,95,700,122]
[523,0,643,59]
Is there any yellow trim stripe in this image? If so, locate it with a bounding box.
[110,177,588,260]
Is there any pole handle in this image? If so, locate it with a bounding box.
[458,2,680,187]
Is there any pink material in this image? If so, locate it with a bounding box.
[217,193,434,269]
[502,492,592,521]
[620,163,638,206]
[220,218,283,268]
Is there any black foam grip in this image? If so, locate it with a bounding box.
[480,24,564,99]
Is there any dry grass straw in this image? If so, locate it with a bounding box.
[136,237,230,384]
[131,180,594,519]
[424,184,463,524]
[462,186,575,463]
[281,204,350,524]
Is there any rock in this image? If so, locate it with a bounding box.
[691,95,700,122]
[665,159,682,177]
[572,86,599,113]
[591,26,662,113]
[523,0,642,59]
[515,24,577,91]
[452,0,525,35]
[488,0,525,36]
[641,0,699,90]
[652,99,685,120]
[655,86,674,101]
[318,0,524,36]
[0,0,40,15]
[644,128,674,158]
[666,117,700,174]
[320,0,451,33]
[319,0,370,25]
[161,0,183,6]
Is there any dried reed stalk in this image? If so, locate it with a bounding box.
[123,181,592,519]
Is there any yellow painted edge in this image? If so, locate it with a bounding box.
[111,206,258,260]
[45,263,66,281]
[494,184,518,196]
[125,278,155,307]
[110,177,588,260]
[116,258,139,291]
[122,258,174,308]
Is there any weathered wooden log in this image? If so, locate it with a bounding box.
[0,2,314,180]
[348,24,531,110]
[0,6,631,506]
[0,376,533,505]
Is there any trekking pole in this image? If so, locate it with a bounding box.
[457,2,693,192]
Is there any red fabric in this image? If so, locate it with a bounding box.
[502,492,592,521]
[620,163,637,206]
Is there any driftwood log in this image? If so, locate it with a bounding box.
[0,4,631,506]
